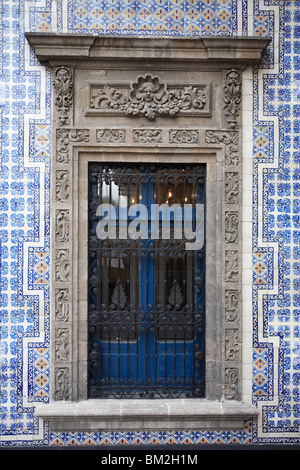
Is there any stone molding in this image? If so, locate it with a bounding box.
[35,400,258,431]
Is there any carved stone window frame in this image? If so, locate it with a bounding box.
[26,34,270,432]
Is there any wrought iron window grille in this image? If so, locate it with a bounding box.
[88,162,206,399]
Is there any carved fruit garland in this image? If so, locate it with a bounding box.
[90,74,207,120]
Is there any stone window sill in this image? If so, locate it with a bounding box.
[35,399,258,431]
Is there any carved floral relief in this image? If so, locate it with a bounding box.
[90,74,208,120]
[225,172,239,204]
[169,129,199,143]
[56,129,90,162]
[224,368,238,400]
[55,288,70,322]
[205,130,239,165]
[55,209,70,243]
[133,128,162,143]
[225,250,239,283]
[223,69,242,129]
[56,170,70,203]
[225,328,239,361]
[55,328,70,362]
[55,367,70,401]
[96,128,126,143]
[225,211,238,244]
[225,290,239,322]
[55,249,70,282]
[53,66,73,126]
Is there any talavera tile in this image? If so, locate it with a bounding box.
[0,0,299,447]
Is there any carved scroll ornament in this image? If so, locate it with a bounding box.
[55,209,70,243]
[96,128,126,143]
[90,74,208,120]
[169,129,199,144]
[55,249,70,282]
[56,170,70,203]
[133,128,162,143]
[55,288,70,322]
[56,128,89,163]
[225,211,238,244]
[225,290,239,322]
[53,66,73,126]
[225,328,239,362]
[225,250,239,283]
[224,368,238,400]
[55,328,70,362]
[205,130,239,166]
[223,69,241,129]
[225,172,239,204]
[55,367,70,401]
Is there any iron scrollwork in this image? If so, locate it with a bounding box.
[88,162,206,399]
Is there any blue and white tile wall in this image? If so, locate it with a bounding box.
[0,0,299,446]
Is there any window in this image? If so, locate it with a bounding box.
[88,163,205,399]
[25,34,268,431]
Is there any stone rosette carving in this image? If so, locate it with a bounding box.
[223,69,241,129]
[53,66,73,126]
[90,74,208,120]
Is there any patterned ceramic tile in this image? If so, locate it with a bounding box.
[253,347,269,398]
[251,0,300,442]
[0,0,299,447]
[253,251,270,286]
[49,424,253,446]
[62,0,238,36]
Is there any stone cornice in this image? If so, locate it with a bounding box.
[25,33,271,67]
